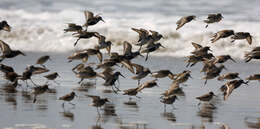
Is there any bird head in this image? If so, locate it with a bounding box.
[1,20,11,32]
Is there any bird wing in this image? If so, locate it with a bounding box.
[207,14,216,20]
[191,42,203,50]
[211,32,221,43]
[131,63,144,74]
[0,40,12,55]
[67,23,77,27]
[120,59,135,74]
[224,85,235,101]
[123,41,132,55]
[246,35,252,45]
[84,11,94,22]
[85,94,100,102]
[196,93,211,100]
[176,17,186,30]
[96,51,103,63]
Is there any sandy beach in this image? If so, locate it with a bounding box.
[0,52,259,129]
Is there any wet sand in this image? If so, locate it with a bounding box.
[1,52,260,129]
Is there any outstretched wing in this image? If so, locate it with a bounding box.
[84,11,94,22]
[0,40,12,55]
[123,41,132,55]
[191,42,202,50]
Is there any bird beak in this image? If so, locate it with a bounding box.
[243,81,249,85]
[223,66,228,70]
[160,44,165,48]
[120,73,125,78]
[21,52,26,56]
[208,49,213,52]
[230,58,236,63]
[101,19,105,23]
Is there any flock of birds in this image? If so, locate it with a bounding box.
[1,11,260,120]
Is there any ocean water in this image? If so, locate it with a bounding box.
[0,0,260,58]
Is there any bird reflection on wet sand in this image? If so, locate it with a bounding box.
[244,116,260,129]
[160,112,176,122]
[197,103,217,122]
[60,108,75,122]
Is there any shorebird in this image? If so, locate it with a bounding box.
[196,91,216,106]
[59,91,77,107]
[191,46,212,56]
[0,64,14,73]
[83,11,105,28]
[141,42,165,61]
[137,79,158,91]
[185,55,205,67]
[0,20,11,32]
[29,65,49,75]
[217,72,240,81]
[173,70,192,85]
[94,33,112,54]
[75,66,98,84]
[149,30,163,42]
[123,87,141,100]
[160,95,178,111]
[213,55,236,64]
[131,63,151,85]
[73,31,98,46]
[204,13,223,28]
[19,65,40,86]
[64,23,82,33]
[82,47,103,63]
[245,51,260,62]
[161,82,184,97]
[176,15,196,30]
[72,63,85,72]
[231,32,252,45]
[103,71,125,93]
[67,51,89,63]
[203,64,226,85]
[44,72,60,84]
[151,70,176,80]
[211,30,234,43]
[122,41,143,60]
[96,60,118,69]
[246,74,260,82]
[32,84,49,103]
[36,55,51,68]
[131,28,153,50]
[0,40,25,62]
[4,71,21,83]
[220,79,248,100]
[85,95,109,116]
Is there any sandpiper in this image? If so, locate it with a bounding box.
[0,64,14,73]
[246,74,260,82]
[191,46,212,56]
[123,41,143,60]
[123,87,141,100]
[64,23,83,33]
[0,40,25,62]
[213,55,236,64]
[245,51,260,62]
[94,33,112,54]
[204,13,223,28]
[32,84,49,103]
[203,64,226,85]
[36,55,51,68]
[44,72,60,84]
[160,95,178,111]
[85,95,109,116]
[103,71,125,93]
[4,71,21,83]
[137,79,158,91]
[83,11,105,27]
[217,72,240,81]
[131,63,151,85]
[141,42,165,61]
[196,91,216,106]
[82,47,103,63]
[173,70,192,85]
[176,15,196,30]
[73,31,98,46]
[75,66,97,84]
[19,65,40,86]
[161,82,184,97]
[151,70,176,80]
[0,20,11,32]
[149,30,163,42]
[231,32,252,45]
[211,30,234,43]
[28,65,49,75]
[220,79,248,100]
[59,91,77,107]
[131,28,152,50]
[68,51,89,63]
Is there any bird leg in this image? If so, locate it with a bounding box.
[145,52,149,61]
[205,24,208,28]
[164,104,166,112]
[111,86,118,94]
[53,80,60,86]
[186,62,190,67]
[171,104,177,110]
[96,107,101,117]
[135,95,141,99]
[30,79,39,86]
[62,102,65,108]
[69,102,75,106]
[204,79,208,86]
[74,38,81,46]
[40,64,46,68]
[197,102,201,106]
[33,95,37,103]
[78,78,84,84]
